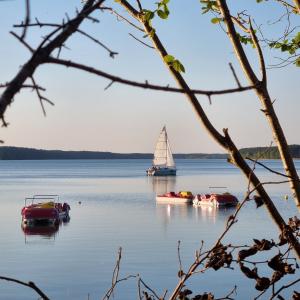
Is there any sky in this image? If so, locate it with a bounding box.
[0,0,299,153]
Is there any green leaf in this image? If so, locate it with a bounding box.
[211,17,222,24]
[157,10,168,19]
[164,54,174,63]
[142,9,155,22]
[293,32,300,44]
[172,60,185,73]
[289,48,296,55]
[295,57,300,67]
[268,42,276,48]
[149,28,156,38]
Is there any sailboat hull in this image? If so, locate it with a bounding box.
[147,167,176,176]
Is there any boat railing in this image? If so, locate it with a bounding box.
[208,186,228,194]
[24,195,59,206]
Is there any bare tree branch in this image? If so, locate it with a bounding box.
[0,276,50,300]
[0,0,104,119]
[218,0,300,209]
[46,57,256,96]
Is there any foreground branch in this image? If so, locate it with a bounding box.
[0,0,104,119]
[218,0,300,209]
[46,57,255,96]
[0,276,49,300]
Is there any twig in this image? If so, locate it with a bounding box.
[248,19,267,85]
[20,0,30,40]
[135,0,142,12]
[14,21,118,58]
[30,76,54,116]
[228,63,241,88]
[10,31,34,52]
[129,33,155,49]
[102,247,138,300]
[0,276,50,300]
[246,157,294,179]
[139,277,161,300]
[0,83,45,90]
[76,29,118,57]
[177,240,183,279]
[269,277,300,299]
[104,80,114,90]
[215,285,237,300]
[102,7,144,32]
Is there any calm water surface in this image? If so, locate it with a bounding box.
[0,159,299,299]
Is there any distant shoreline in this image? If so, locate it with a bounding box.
[1,145,300,160]
[0,146,227,160]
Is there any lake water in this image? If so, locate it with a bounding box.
[0,159,299,299]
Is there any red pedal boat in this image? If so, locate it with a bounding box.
[21,195,70,226]
[193,193,238,207]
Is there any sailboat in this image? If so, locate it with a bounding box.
[147,126,176,176]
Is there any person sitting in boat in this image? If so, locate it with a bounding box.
[63,203,70,212]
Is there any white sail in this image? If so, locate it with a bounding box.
[153,126,175,168]
[166,139,175,167]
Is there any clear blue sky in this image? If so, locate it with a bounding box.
[0,0,299,153]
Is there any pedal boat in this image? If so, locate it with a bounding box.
[156,191,193,204]
[21,195,70,226]
[193,193,238,207]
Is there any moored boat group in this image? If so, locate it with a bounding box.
[156,191,238,207]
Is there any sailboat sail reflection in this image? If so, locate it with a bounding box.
[150,176,176,195]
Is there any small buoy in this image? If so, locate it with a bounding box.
[78,201,82,205]
[284,195,288,200]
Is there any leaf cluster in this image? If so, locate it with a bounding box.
[205,244,233,270]
[199,0,219,14]
[269,32,300,67]
[142,0,170,26]
[237,231,299,292]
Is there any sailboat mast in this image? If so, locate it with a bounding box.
[164,127,167,166]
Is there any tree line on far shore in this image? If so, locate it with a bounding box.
[1,145,300,160]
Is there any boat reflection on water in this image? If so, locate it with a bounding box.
[156,199,236,227]
[21,216,70,243]
[193,204,236,224]
[156,203,194,230]
[149,176,176,195]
